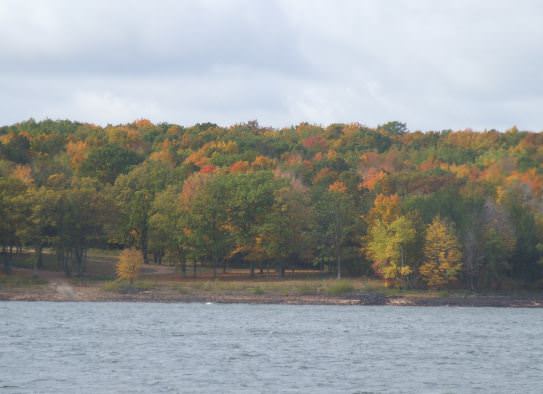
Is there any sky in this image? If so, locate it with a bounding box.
[1,0,543,131]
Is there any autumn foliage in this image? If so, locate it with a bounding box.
[2,119,543,290]
[419,217,463,289]
[116,249,143,284]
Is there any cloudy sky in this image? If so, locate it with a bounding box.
[1,0,543,131]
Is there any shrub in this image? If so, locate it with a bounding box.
[116,249,143,284]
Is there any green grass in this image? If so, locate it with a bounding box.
[102,279,157,293]
[87,248,121,258]
[326,280,355,296]
[252,286,265,295]
[0,274,48,288]
[11,253,58,271]
[160,278,365,297]
[175,285,191,294]
[292,283,321,295]
[75,274,116,282]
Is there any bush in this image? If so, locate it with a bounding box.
[116,249,143,284]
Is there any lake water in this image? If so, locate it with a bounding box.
[1,302,542,393]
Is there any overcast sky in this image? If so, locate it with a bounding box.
[1,0,543,131]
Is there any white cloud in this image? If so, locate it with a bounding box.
[1,0,543,130]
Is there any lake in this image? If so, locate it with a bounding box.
[1,302,542,393]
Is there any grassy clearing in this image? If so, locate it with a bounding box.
[6,247,477,299]
[97,276,491,300]
[10,250,118,279]
[253,286,265,295]
[161,278,394,297]
[155,277,470,299]
[102,279,157,293]
[0,274,48,288]
[87,249,121,259]
[11,253,58,271]
[326,280,355,296]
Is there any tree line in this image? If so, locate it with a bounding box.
[1,119,542,290]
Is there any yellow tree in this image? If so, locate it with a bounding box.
[116,248,143,284]
[419,216,463,289]
[366,216,416,287]
[365,194,416,287]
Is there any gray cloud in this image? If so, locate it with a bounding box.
[1,0,543,130]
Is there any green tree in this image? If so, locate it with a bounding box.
[53,180,114,276]
[260,185,315,277]
[149,186,190,276]
[80,144,142,184]
[379,121,407,135]
[114,161,174,264]
[479,200,516,288]
[462,200,516,289]
[186,173,232,278]
[224,171,280,277]
[16,187,60,273]
[1,134,31,164]
[0,178,26,273]
[314,181,359,279]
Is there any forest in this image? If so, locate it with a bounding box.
[1,118,543,291]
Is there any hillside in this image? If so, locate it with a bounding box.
[1,119,543,291]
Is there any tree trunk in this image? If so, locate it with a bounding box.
[83,249,87,274]
[33,245,45,274]
[57,247,63,271]
[36,245,44,270]
[62,249,71,277]
[57,247,70,276]
[179,257,187,278]
[277,262,285,278]
[141,249,148,265]
[140,233,149,265]
[3,256,11,275]
[2,246,11,275]
[336,249,341,280]
[250,261,255,278]
[74,247,84,277]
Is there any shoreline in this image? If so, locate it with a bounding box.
[2,267,542,307]
[2,288,543,307]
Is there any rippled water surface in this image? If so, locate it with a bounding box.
[1,302,543,393]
